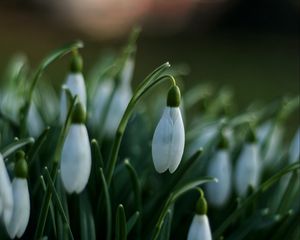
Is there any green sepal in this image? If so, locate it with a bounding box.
[14,150,28,178]
[72,102,86,124]
[70,51,83,73]
[195,188,208,215]
[217,131,229,149]
[167,85,181,107]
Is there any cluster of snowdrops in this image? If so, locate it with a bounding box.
[0,31,299,240]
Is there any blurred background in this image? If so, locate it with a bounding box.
[0,0,299,107]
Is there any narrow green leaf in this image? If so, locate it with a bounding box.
[1,137,34,159]
[91,139,104,168]
[34,96,77,240]
[277,171,299,214]
[213,162,300,239]
[126,211,140,235]
[39,176,57,238]
[99,168,112,240]
[153,177,217,240]
[124,159,141,237]
[43,167,74,240]
[115,204,127,240]
[79,193,96,240]
[158,207,173,240]
[28,126,50,165]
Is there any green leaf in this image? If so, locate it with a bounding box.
[152,177,217,240]
[20,40,83,136]
[28,126,50,165]
[79,193,96,240]
[1,137,34,159]
[91,139,104,168]
[43,167,74,240]
[213,162,300,239]
[158,207,173,240]
[124,159,141,236]
[99,168,112,240]
[115,204,127,240]
[126,211,140,235]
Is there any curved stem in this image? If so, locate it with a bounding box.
[105,73,174,186]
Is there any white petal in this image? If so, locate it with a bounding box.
[152,107,185,174]
[60,73,87,124]
[7,178,30,239]
[289,128,300,164]
[120,57,134,85]
[0,154,13,225]
[187,214,212,240]
[60,124,91,193]
[206,150,232,207]
[105,84,132,137]
[26,103,44,137]
[235,143,260,197]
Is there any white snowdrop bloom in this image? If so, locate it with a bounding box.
[257,121,283,166]
[6,151,30,239]
[60,103,91,194]
[206,143,232,207]
[89,56,134,136]
[187,189,212,240]
[0,153,13,226]
[26,103,44,137]
[60,53,87,124]
[152,85,185,174]
[187,215,212,240]
[235,142,260,197]
[289,128,300,164]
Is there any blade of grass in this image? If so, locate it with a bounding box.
[43,167,74,240]
[99,168,112,240]
[126,211,140,235]
[115,204,127,240]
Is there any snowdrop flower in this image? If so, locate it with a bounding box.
[60,52,87,124]
[187,189,212,240]
[257,121,283,166]
[60,102,91,193]
[206,133,232,207]
[26,103,44,137]
[0,153,13,226]
[89,56,134,136]
[6,151,30,239]
[235,127,260,197]
[289,128,300,164]
[152,84,185,173]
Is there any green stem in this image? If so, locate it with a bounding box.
[105,68,172,186]
[34,96,77,240]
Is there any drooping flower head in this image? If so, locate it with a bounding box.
[187,189,212,240]
[6,151,30,239]
[235,125,261,197]
[152,83,185,173]
[60,102,92,194]
[206,131,232,207]
[0,153,13,227]
[60,51,87,124]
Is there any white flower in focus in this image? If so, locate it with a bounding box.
[235,143,260,197]
[187,189,212,240]
[289,128,300,164]
[152,85,185,174]
[60,103,91,194]
[0,153,13,226]
[187,215,212,240]
[60,53,87,124]
[206,146,231,207]
[6,151,30,239]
